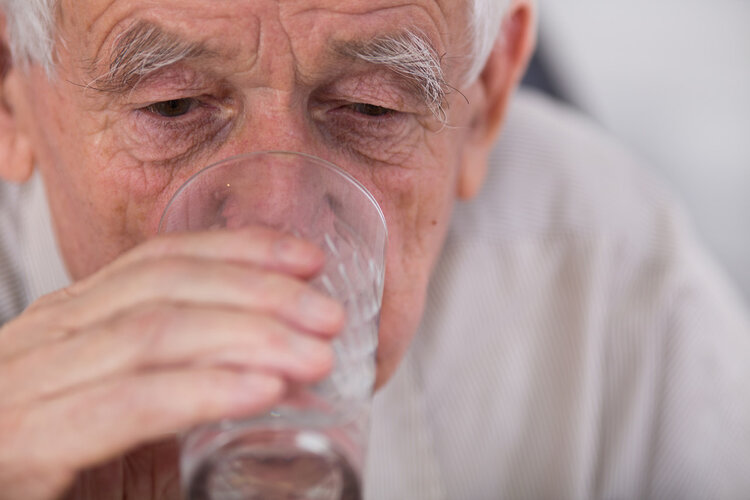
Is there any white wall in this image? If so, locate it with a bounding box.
[537,0,750,303]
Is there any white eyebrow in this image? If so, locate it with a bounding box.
[337,29,449,122]
[86,22,450,123]
[87,20,211,93]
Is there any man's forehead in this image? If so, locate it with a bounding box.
[61,0,465,41]
[58,0,469,118]
[59,0,471,88]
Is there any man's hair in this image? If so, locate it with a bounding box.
[0,0,56,72]
[0,0,507,86]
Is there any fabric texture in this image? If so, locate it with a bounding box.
[1,89,749,499]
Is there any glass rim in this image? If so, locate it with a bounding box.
[158,150,389,240]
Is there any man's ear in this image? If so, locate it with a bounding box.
[0,16,34,183]
[457,0,536,200]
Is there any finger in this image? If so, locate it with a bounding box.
[0,370,286,491]
[86,227,326,288]
[0,226,327,362]
[62,256,345,335]
[2,256,344,361]
[0,304,76,363]
[1,303,335,407]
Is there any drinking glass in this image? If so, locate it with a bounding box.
[159,151,388,500]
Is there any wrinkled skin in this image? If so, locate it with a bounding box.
[0,0,534,498]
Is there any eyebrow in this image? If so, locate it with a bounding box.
[86,22,449,119]
[335,30,449,121]
[86,20,212,93]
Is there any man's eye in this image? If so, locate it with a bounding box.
[146,99,196,118]
[350,103,395,117]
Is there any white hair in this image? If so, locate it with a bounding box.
[466,0,509,85]
[0,0,509,86]
[0,0,57,71]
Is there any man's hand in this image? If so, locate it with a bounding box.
[0,228,344,500]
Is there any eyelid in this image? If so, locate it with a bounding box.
[317,98,405,121]
[316,83,408,110]
[132,97,230,141]
[338,103,400,122]
[142,97,199,117]
[333,94,406,113]
[323,102,411,139]
[321,72,430,110]
[136,95,224,121]
[126,76,228,107]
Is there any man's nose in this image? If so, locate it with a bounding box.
[232,90,323,157]
[218,97,330,230]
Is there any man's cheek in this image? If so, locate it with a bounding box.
[73,143,180,240]
[373,161,455,253]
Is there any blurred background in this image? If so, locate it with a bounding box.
[521,0,750,305]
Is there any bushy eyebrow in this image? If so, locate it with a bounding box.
[335,30,449,122]
[85,21,449,120]
[86,20,212,93]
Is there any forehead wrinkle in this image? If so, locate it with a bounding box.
[83,0,118,35]
[84,20,213,93]
[286,1,450,50]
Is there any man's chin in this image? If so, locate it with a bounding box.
[372,294,428,392]
[373,345,408,392]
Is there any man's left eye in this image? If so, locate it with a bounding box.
[145,98,196,118]
[350,103,395,117]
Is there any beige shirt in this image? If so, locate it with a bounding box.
[2,90,750,499]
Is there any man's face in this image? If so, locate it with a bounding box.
[15,0,487,387]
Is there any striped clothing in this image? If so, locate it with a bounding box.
[2,90,750,499]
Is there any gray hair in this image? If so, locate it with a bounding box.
[0,0,57,71]
[466,0,508,84]
[0,0,509,86]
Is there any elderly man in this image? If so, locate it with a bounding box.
[0,0,749,499]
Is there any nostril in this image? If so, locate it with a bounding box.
[324,193,342,213]
[219,196,244,230]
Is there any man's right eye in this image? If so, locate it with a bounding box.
[145,98,196,118]
[350,103,395,118]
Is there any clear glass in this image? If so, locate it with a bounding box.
[159,152,388,500]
